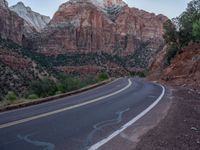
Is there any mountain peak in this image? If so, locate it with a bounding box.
[67,0,127,9]
[90,0,126,8]
[10,2,50,32]
[105,0,126,7]
[58,0,127,21]
[16,1,25,6]
[14,1,32,11]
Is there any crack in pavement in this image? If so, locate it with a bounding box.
[83,108,130,150]
[17,133,55,150]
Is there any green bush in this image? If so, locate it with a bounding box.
[5,91,17,101]
[57,76,80,92]
[27,74,106,99]
[97,72,109,81]
[27,94,39,100]
[55,91,62,95]
[193,19,200,40]
[164,44,179,66]
[28,78,57,97]
[130,71,147,78]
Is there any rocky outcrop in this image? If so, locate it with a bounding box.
[68,0,126,8]
[0,0,24,44]
[26,0,167,64]
[148,45,168,79]
[0,0,7,8]
[10,2,50,33]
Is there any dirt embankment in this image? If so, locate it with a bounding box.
[150,43,200,93]
[162,44,200,93]
[136,44,200,150]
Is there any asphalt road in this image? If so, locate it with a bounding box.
[0,78,165,150]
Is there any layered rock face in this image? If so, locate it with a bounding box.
[27,0,167,59]
[0,0,24,44]
[10,2,50,33]
[0,0,7,8]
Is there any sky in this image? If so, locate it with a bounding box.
[7,0,191,19]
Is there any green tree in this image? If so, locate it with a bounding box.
[163,19,178,44]
[193,19,200,40]
[178,0,200,42]
[164,44,179,66]
[163,0,200,66]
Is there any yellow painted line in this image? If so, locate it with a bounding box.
[0,79,132,129]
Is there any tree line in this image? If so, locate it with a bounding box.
[163,0,200,66]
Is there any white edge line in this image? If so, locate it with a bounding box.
[88,84,165,150]
[0,79,132,129]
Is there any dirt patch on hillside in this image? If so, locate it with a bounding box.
[149,43,200,93]
[162,44,200,93]
[135,87,200,150]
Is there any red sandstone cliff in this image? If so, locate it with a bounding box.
[0,0,24,45]
[26,0,168,58]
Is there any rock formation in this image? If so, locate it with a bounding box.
[10,2,50,33]
[26,0,168,61]
[0,0,24,44]
[0,0,7,8]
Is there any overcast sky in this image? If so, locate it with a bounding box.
[7,0,191,19]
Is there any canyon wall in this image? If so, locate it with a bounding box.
[26,0,168,58]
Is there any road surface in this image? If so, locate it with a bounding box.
[0,78,165,150]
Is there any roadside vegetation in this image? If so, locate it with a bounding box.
[163,0,200,66]
[0,72,109,107]
[27,73,109,99]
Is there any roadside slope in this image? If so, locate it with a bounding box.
[135,44,200,150]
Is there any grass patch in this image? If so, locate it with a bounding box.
[5,91,17,102]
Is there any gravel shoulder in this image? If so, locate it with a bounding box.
[135,86,200,150]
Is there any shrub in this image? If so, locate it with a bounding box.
[193,19,200,40]
[97,72,109,81]
[27,75,102,99]
[5,91,17,101]
[55,91,62,95]
[27,94,39,100]
[57,76,79,92]
[28,78,57,97]
[130,71,147,78]
[164,44,179,66]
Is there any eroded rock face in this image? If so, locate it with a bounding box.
[10,2,50,33]
[0,0,7,8]
[162,44,200,88]
[0,0,24,44]
[26,0,168,66]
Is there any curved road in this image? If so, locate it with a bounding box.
[0,78,165,150]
